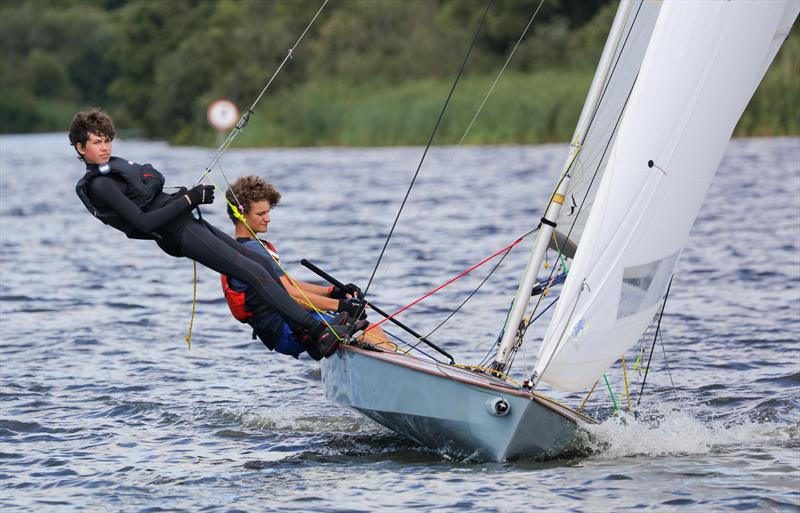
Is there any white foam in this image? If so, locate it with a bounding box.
[580,405,795,458]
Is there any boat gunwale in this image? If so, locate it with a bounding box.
[333,343,597,425]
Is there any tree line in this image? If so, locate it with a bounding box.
[1,0,796,145]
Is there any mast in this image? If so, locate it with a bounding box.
[490,0,635,376]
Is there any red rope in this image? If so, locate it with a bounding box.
[366,236,526,332]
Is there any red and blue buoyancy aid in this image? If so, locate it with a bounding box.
[75,156,167,239]
[220,239,281,322]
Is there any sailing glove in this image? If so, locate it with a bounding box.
[330,282,363,299]
[187,184,215,206]
[303,312,368,360]
[337,298,368,320]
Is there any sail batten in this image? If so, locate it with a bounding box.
[535,0,799,392]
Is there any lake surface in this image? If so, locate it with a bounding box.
[1,133,798,512]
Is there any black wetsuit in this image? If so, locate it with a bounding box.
[75,157,319,332]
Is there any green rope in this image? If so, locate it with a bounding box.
[558,251,569,274]
[603,374,619,413]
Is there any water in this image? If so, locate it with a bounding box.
[1,133,798,512]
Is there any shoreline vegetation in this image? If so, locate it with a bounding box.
[2,0,797,147]
[221,70,593,148]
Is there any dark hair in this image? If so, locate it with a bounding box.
[225,175,282,224]
[68,108,116,160]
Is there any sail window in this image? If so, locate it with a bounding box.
[617,252,678,318]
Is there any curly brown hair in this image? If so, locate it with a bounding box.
[68,108,116,160]
[225,176,282,224]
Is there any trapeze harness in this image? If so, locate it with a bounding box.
[75,157,177,241]
[220,239,285,350]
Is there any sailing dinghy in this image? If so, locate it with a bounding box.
[319,0,799,461]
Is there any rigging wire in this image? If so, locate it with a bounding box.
[457,0,545,147]
[407,0,547,341]
[195,0,329,190]
[658,329,679,401]
[502,295,560,375]
[404,0,548,292]
[422,227,539,340]
[507,245,568,374]
[637,275,674,407]
[376,327,450,364]
[385,0,548,362]
[422,244,513,340]
[412,0,547,218]
[478,299,518,368]
[397,228,536,360]
[178,1,352,342]
[365,230,529,334]
[482,294,560,369]
[359,0,494,307]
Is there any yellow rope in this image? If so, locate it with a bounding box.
[185,260,197,350]
[632,349,644,374]
[578,378,600,412]
[621,354,631,412]
[204,175,344,341]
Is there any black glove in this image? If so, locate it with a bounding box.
[186,184,215,206]
[337,298,368,320]
[330,282,363,299]
[302,312,368,360]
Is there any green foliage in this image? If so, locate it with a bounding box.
[106,0,216,137]
[231,70,591,147]
[0,0,116,132]
[1,0,797,142]
[737,24,800,136]
[28,49,76,98]
[0,89,43,133]
[307,0,455,83]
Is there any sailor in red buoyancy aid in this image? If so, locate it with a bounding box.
[221,176,389,358]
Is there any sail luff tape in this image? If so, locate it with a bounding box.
[553,193,565,205]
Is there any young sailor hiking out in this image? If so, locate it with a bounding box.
[70,108,364,360]
[222,176,390,358]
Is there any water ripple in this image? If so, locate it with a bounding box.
[0,135,797,512]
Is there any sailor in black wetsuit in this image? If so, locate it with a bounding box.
[69,108,359,360]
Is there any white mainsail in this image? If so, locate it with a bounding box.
[535,0,799,392]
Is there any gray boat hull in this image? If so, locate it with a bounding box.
[320,345,593,461]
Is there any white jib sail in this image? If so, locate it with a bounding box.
[535,0,799,392]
